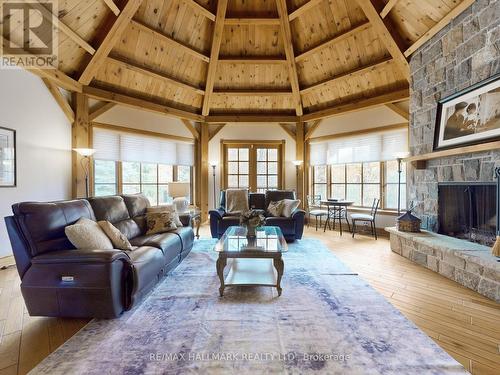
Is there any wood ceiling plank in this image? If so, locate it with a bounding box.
[404,0,475,57]
[83,86,204,121]
[89,102,117,121]
[212,90,293,96]
[356,0,410,81]
[205,114,298,123]
[302,88,409,121]
[183,0,216,22]
[201,0,228,116]
[380,0,400,18]
[218,57,287,64]
[102,0,120,16]
[42,78,75,123]
[385,103,409,121]
[288,0,324,22]
[78,0,144,85]
[276,0,303,116]
[225,18,280,26]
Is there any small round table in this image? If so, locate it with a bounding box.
[320,200,354,236]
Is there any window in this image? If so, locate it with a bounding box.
[93,160,117,196]
[223,142,283,192]
[312,161,405,210]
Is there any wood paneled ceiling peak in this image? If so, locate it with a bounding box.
[4,0,474,121]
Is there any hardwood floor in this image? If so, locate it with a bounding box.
[0,225,499,374]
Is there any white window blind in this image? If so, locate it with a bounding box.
[309,128,408,165]
[93,128,194,166]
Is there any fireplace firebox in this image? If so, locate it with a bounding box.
[438,182,496,246]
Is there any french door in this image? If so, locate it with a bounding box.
[222,141,284,192]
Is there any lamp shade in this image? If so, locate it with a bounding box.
[73,148,96,157]
[168,182,190,197]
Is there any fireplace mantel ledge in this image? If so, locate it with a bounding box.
[385,227,500,302]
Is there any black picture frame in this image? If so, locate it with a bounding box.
[433,72,500,151]
[0,126,16,187]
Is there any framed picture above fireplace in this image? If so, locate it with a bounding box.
[434,72,500,151]
[0,126,16,187]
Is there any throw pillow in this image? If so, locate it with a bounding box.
[147,205,183,227]
[65,217,113,250]
[281,199,301,218]
[267,200,285,217]
[145,211,177,235]
[98,220,134,251]
[226,189,249,214]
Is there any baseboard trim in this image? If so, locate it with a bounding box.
[0,255,15,269]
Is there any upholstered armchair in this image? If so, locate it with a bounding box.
[209,190,305,241]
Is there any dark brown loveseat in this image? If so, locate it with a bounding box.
[4,193,194,318]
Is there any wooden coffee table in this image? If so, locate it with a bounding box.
[214,226,287,297]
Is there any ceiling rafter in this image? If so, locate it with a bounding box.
[295,22,371,62]
[225,18,280,25]
[42,78,74,123]
[403,0,475,57]
[380,0,400,18]
[89,102,117,121]
[212,90,293,97]
[78,0,144,85]
[181,119,200,139]
[102,0,120,15]
[25,1,95,55]
[107,55,205,95]
[218,57,287,64]
[288,0,323,22]
[356,0,410,81]
[131,20,210,63]
[302,88,409,121]
[301,57,393,94]
[201,0,228,116]
[276,0,303,116]
[83,86,204,121]
[183,0,216,21]
[205,114,298,123]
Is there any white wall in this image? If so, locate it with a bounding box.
[208,123,296,210]
[0,69,72,258]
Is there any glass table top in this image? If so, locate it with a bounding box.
[214,226,288,253]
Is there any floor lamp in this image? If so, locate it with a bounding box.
[210,162,217,209]
[394,152,409,216]
[73,148,96,198]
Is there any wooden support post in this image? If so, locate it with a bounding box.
[72,93,91,198]
[200,123,210,221]
[295,121,305,207]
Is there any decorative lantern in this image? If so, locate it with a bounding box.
[396,202,421,233]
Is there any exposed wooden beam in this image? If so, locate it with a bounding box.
[200,123,209,218]
[131,20,210,63]
[183,0,216,22]
[295,121,305,208]
[305,119,322,140]
[2,37,82,91]
[24,1,95,55]
[102,0,120,15]
[83,86,204,121]
[309,122,408,142]
[209,124,226,140]
[107,55,205,95]
[301,57,393,94]
[403,0,475,57]
[78,0,143,85]
[89,102,116,121]
[356,0,410,80]
[276,0,303,116]
[385,103,409,121]
[202,0,228,116]
[295,22,371,62]
[42,78,74,123]
[205,114,298,123]
[212,90,293,97]
[380,0,400,18]
[218,56,287,64]
[288,0,323,22]
[181,119,200,139]
[225,18,280,26]
[72,93,90,198]
[92,122,194,143]
[278,123,296,140]
[302,88,409,121]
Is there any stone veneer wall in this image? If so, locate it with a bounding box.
[408,0,500,231]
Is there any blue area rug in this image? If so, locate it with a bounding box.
[31,239,467,374]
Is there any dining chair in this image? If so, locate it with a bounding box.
[351,198,380,239]
[306,195,328,231]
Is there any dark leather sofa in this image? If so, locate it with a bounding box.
[4,193,194,319]
[209,190,305,241]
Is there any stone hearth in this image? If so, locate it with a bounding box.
[386,227,500,302]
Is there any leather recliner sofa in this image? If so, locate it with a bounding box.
[4,193,194,319]
[209,190,305,241]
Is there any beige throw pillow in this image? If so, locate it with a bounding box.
[226,189,249,214]
[267,200,285,217]
[281,199,301,218]
[65,217,113,250]
[98,221,134,251]
[146,211,177,235]
[147,205,183,227]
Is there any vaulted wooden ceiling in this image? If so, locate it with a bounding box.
[2,0,474,122]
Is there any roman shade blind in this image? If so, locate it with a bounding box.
[309,128,408,166]
[93,128,194,166]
